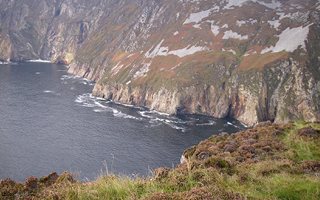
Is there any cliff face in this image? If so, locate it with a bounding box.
[1,0,320,126]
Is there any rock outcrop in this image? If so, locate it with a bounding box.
[1,0,320,126]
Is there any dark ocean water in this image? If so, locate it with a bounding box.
[0,62,246,182]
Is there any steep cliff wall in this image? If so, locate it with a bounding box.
[0,0,319,126]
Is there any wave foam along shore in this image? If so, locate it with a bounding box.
[26,60,52,63]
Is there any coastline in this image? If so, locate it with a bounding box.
[1,121,319,199]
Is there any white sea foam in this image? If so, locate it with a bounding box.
[196,120,216,126]
[35,72,41,75]
[43,90,54,93]
[240,122,248,128]
[94,101,109,108]
[76,94,108,109]
[43,90,60,96]
[93,109,109,113]
[61,74,80,80]
[139,110,187,131]
[113,111,143,121]
[157,117,187,132]
[75,93,143,121]
[138,111,155,119]
[60,74,95,85]
[226,122,241,129]
[75,94,194,132]
[110,100,144,110]
[27,59,51,63]
[138,110,172,119]
[149,110,170,116]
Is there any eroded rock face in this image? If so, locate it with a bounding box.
[1,0,319,126]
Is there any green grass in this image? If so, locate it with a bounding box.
[283,122,320,162]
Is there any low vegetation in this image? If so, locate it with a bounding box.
[1,121,320,199]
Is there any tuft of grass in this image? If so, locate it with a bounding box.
[282,122,320,162]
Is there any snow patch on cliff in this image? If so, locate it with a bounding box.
[111,62,124,75]
[268,13,291,30]
[237,18,258,27]
[183,9,212,24]
[134,41,168,79]
[134,62,151,79]
[244,50,257,56]
[211,24,220,36]
[228,49,237,55]
[127,53,135,58]
[138,40,207,78]
[222,48,237,56]
[168,45,208,58]
[179,0,204,2]
[222,30,248,40]
[224,0,250,9]
[236,20,246,27]
[145,39,165,59]
[223,0,282,10]
[259,0,282,9]
[261,24,312,54]
[145,40,207,58]
[193,24,202,29]
[171,62,182,70]
[221,24,229,28]
[183,6,219,25]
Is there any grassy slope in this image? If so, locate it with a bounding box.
[1,122,320,199]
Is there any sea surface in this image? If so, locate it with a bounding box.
[0,62,246,182]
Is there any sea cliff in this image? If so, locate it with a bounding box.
[0,0,320,126]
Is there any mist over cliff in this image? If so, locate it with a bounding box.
[1,0,319,126]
